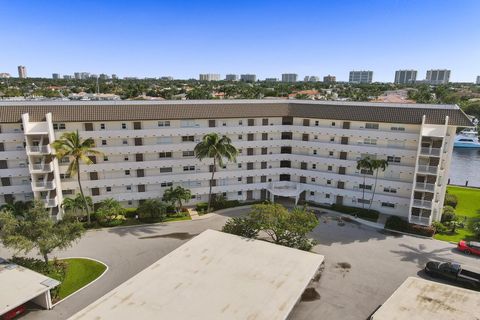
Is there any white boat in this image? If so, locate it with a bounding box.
[454,127,480,148]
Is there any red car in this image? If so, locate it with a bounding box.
[457,240,480,256]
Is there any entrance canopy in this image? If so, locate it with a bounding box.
[267,181,304,204]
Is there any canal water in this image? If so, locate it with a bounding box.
[449,148,480,187]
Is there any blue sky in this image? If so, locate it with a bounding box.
[1,0,479,82]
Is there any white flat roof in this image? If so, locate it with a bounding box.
[0,259,60,315]
[370,277,480,320]
[69,229,324,320]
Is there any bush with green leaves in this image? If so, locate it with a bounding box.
[221,217,259,238]
[95,198,126,227]
[432,221,448,234]
[137,199,167,222]
[444,193,458,208]
[441,206,456,223]
[196,202,209,213]
[471,221,480,239]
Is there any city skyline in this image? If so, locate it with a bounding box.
[1,0,479,82]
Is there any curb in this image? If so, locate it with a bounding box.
[383,228,433,240]
[86,216,192,233]
[52,257,108,307]
[308,206,385,230]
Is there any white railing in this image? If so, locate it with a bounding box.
[30,163,53,172]
[26,145,51,154]
[415,182,435,192]
[409,215,431,226]
[412,199,432,208]
[416,165,438,175]
[33,181,55,190]
[420,147,441,156]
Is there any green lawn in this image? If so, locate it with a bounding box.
[56,258,106,300]
[434,186,480,243]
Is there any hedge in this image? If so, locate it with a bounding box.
[385,216,435,237]
[444,193,458,208]
[307,202,379,222]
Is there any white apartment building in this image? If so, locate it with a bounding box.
[240,74,256,82]
[282,74,298,82]
[0,100,472,226]
[425,69,451,85]
[476,76,480,85]
[394,70,417,84]
[349,71,373,84]
[17,66,27,79]
[199,74,220,81]
[225,74,239,81]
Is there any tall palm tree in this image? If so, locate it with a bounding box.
[61,194,93,221]
[52,130,101,223]
[356,156,373,208]
[368,159,389,211]
[162,186,192,213]
[194,133,238,212]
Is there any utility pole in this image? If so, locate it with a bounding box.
[96,76,100,94]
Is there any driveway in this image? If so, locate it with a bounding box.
[0,208,478,320]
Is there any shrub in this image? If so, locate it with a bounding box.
[444,193,458,208]
[471,221,480,239]
[409,224,435,237]
[196,202,209,213]
[330,204,380,222]
[385,216,410,232]
[385,216,435,237]
[441,206,456,223]
[432,221,448,234]
[222,217,258,238]
[95,198,126,227]
[137,199,167,222]
[124,208,137,218]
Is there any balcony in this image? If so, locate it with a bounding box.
[26,145,51,154]
[409,215,432,226]
[416,165,438,175]
[412,199,432,209]
[414,182,435,192]
[30,163,54,173]
[44,198,58,207]
[268,181,303,197]
[420,147,441,157]
[32,181,56,191]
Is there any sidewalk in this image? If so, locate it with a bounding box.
[307,206,386,230]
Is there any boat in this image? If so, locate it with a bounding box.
[454,127,480,148]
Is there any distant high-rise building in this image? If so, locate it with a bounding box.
[240,74,256,82]
[476,76,480,85]
[111,74,118,80]
[323,75,336,83]
[282,73,298,82]
[0,73,11,78]
[99,74,109,80]
[74,72,90,80]
[160,76,174,81]
[265,78,278,82]
[304,76,319,82]
[425,69,451,85]
[63,75,72,80]
[17,66,27,78]
[349,71,373,84]
[394,70,417,84]
[225,74,239,81]
[52,73,60,79]
[199,74,220,81]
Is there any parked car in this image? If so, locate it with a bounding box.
[424,261,480,290]
[457,240,480,256]
[2,305,25,320]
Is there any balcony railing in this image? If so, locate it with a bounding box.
[44,198,58,207]
[30,163,53,172]
[26,145,51,154]
[420,147,441,156]
[32,181,55,190]
[412,199,432,209]
[409,215,432,226]
[416,165,438,175]
[414,182,435,192]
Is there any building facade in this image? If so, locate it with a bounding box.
[349,71,373,84]
[199,74,220,81]
[323,75,336,83]
[425,69,451,85]
[476,76,480,85]
[17,66,27,79]
[394,70,417,84]
[240,74,256,82]
[225,74,238,81]
[0,101,471,226]
[281,74,298,82]
[52,73,60,80]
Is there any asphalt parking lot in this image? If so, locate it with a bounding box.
[0,207,478,320]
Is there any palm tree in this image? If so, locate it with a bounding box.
[368,159,389,211]
[162,186,192,213]
[61,194,92,221]
[52,130,101,223]
[194,133,238,212]
[356,156,373,208]
[0,200,32,218]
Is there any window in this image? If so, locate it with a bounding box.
[182,136,194,142]
[238,135,243,140]
[238,163,242,168]
[383,187,397,193]
[125,170,130,175]
[161,182,173,187]
[159,152,172,158]
[360,169,374,175]
[128,201,133,205]
[310,191,315,196]
[312,164,316,169]
[313,150,317,155]
[238,177,242,182]
[387,156,401,163]
[359,184,372,190]
[124,156,129,161]
[382,202,395,208]
[106,187,112,192]
[238,191,243,195]
[331,122,336,127]
[60,173,70,179]
[330,137,335,142]
[157,137,173,144]
[101,140,107,145]
[126,185,132,191]
[121,123,127,129]
[53,123,66,130]
[103,156,109,161]
[183,166,195,171]
[365,123,379,130]
[182,151,194,157]
[158,121,171,127]
[314,135,318,140]
[315,121,319,126]
[391,126,405,131]
[358,199,371,204]
[325,194,330,199]
[327,179,332,185]
[311,178,316,182]
[122,139,128,145]
[222,122,227,126]
[100,123,106,130]
[329,151,334,156]
[328,165,332,171]
[262,118,269,125]
[62,190,74,195]
[160,167,173,173]
[363,138,377,145]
